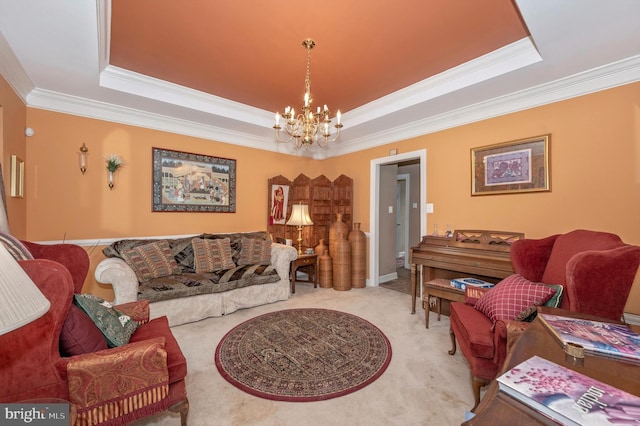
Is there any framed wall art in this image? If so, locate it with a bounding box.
[10,155,24,198]
[269,184,290,225]
[471,135,550,196]
[152,147,236,212]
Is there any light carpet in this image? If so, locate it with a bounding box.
[133,284,475,426]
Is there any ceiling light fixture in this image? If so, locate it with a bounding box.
[274,39,343,149]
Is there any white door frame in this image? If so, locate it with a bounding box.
[369,149,427,286]
[397,173,410,269]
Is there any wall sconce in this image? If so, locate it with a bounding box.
[286,203,314,254]
[105,154,123,190]
[79,143,88,174]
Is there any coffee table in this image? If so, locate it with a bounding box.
[464,307,640,425]
[423,278,465,328]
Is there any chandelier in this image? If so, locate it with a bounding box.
[273,39,343,149]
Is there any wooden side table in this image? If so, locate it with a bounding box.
[290,254,318,293]
[423,278,465,328]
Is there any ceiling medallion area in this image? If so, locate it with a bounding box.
[273,39,343,149]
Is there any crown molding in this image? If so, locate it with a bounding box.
[26,88,272,150]
[0,30,33,103]
[332,54,640,157]
[100,65,273,127]
[346,37,542,129]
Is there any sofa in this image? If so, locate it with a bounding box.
[448,229,640,410]
[0,238,189,426]
[95,231,298,326]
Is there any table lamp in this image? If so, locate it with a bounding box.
[0,243,50,335]
[286,203,313,255]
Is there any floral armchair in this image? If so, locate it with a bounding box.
[448,229,640,410]
[0,240,189,425]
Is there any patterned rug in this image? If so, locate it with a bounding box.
[214,308,392,402]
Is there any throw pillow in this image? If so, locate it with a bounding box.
[191,237,235,273]
[473,274,556,324]
[515,283,564,322]
[74,294,139,347]
[60,304,108,356]
[238,237,271,266]
[120,240,180,282]
[0,232,34,261]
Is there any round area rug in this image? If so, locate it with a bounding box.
[215,308,392,402]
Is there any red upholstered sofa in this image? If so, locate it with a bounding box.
[448,229,640,410]
[0,241,189,425]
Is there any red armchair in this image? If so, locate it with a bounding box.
[448,229,640,410]
[0,241,189,425]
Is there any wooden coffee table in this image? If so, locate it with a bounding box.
[423,278,465,328]
[464,307,640,425]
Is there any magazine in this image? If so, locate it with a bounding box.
[538,313,640,363]
[497,355,640,425]
[449,277,495,290]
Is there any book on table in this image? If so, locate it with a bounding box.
[497,355,640,425]
[449,277,495,290]
[538,313,640,363]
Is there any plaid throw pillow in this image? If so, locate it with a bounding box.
[474,274,556,324]
[192,238,235,273]
[238,237,271,266]
[120,240,179,282]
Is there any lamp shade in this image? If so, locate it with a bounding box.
[0,243,50,335]
[286,204,314,226]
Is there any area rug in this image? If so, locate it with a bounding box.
[214,308,392,402]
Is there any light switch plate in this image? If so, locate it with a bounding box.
[426,203,434,213]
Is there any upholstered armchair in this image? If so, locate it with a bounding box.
[448,229,640,410]
[0,241,189,425]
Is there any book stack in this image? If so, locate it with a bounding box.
[497,355,640,425]
[538,313,640,363]
[450,277,495,291]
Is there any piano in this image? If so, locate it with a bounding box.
[409,230,524,313]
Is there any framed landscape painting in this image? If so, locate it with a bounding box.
[152,147,236,212]
[471,135,550,196]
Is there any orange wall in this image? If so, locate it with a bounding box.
[326,82,640,243]
[0,76,27,235]
[325,82,640,312]
[23,110,324,240]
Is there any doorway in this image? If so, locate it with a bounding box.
[369,149,427,286]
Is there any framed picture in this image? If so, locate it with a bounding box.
[10,155,24,198]
[471,135,550,196]
[152,147,236,212]
[269,184,290,225]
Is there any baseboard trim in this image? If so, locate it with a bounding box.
[623,312,640,326]
[378,272,399,284]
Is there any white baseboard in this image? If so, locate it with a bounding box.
[623,312,640,326]
[378,272,399,284]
